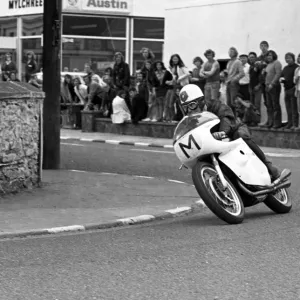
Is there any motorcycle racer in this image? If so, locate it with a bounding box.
[178,84,290,182]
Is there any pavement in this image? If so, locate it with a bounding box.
[0,169,205,239]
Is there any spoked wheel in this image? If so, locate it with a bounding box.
[264,188,292,214]
[192,161,245,224]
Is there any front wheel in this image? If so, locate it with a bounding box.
[264,188,292,214]
[192,161,245,224]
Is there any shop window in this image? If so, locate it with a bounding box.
[133,40,164,73]
[133,18,164,39]
[63,16,126,38]
[0,18,17,37]
[62,38,126,74]
[22,15,43,36]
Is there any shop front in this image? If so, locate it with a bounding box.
[0,0,166,80]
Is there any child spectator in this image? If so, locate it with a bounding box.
[10,72,20,82]
[25,51,38,82]
[28,74,42,89]
[1,52,17,81]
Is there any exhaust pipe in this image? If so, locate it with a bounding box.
[237,180,291,197]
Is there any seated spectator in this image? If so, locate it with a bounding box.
[101,75,117,118]
[104,67,113,77]
[1,52,17,81]
[111,90,131,124]
[73,76,88,106]
[129,87,148,124]
[29,74,42,89]
[61,74,75,104]
[173,85,184,123]
[10,72,20,82]
[235,94,260,126]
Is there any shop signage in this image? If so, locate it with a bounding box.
[63,0,132,14]
[1,0,43,16]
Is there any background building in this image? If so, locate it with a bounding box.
[164,0,300,69]
[0,0,167,80]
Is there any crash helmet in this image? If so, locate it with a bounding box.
[179,84,205,115]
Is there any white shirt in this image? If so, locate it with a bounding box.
[239,63,250,85]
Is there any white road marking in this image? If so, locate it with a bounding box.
[61,143,85,147]
[164,145,174,149]
[100,172,118,176]
[134,175,154,179]
[165,207,192,214]
[168,179,186,184]
[80,138,95,142]
[131,149,174,154]
[47,225,85,233]
[195,199,206,206]
[70,170,87,173]
[265,152,300,158]
[60,136,70,140]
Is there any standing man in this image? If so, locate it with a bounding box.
[280,52,299,129]
[200,49,220,101]
[258,41,270,125]
[225,47,245,114]
[239,54,250,100]
[265,50,282,129]
[248,52,264,121]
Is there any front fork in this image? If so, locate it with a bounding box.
[211,154,228,190]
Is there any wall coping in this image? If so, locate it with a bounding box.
[0,82,44,100]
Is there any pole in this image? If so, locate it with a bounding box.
[42,0,62,169]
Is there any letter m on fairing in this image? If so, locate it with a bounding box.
[178,134,201,158]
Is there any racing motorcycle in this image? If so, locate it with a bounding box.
[173,111,292,224]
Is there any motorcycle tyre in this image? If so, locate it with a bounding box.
[264,188,292,214]
[192,161,245,225]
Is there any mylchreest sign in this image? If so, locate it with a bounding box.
[2,0,44,16]
[63,0,132,14]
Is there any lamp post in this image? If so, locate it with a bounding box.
[42,0,62,169]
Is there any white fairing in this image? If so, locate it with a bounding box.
[173,112,271,186]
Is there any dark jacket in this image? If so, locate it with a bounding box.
[281,63,299,91]
[206,100,251,140]
[1,61,17,80]
[155,70,173,97]
[102,86,117,116]
[25,60,38,82]
[112,61,130,90]
[130,94,148,124]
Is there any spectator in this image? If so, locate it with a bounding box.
[3,73,10,82]
[153,61,173,122]
[190,56,205,93]
[10,72,20,82]
[225,47,245,115]
[248,52,264,120]
[73,76,88,106]
[111,89,131,124]
[239,54,250,100]
[104,67,113,77]
[280,52,299,129]
[64,67,69,72]
[169,54,190,87]
[112,52,130,91]
[135,71,148,101]
[140,47,155,68]
[294,53,300,130]
[85,74,105,111]
[173,85,184,122]
[61,74,75,104]
[219,71,227,104]
[1,52,17,81]
[25,51,38,82]
[264,50,282,128]
[73,68,79,72]
[101,75,117,118]
[129,87,148,124]
[200,49,220,101]
[257,41,270,125]
[143,59,158,122]
[28,74,42,89]
[235,94,260,126]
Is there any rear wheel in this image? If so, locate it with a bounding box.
[192,161,245,224]
[264,188,292,214]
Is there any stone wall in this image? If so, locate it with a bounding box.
[0,82,44,195]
